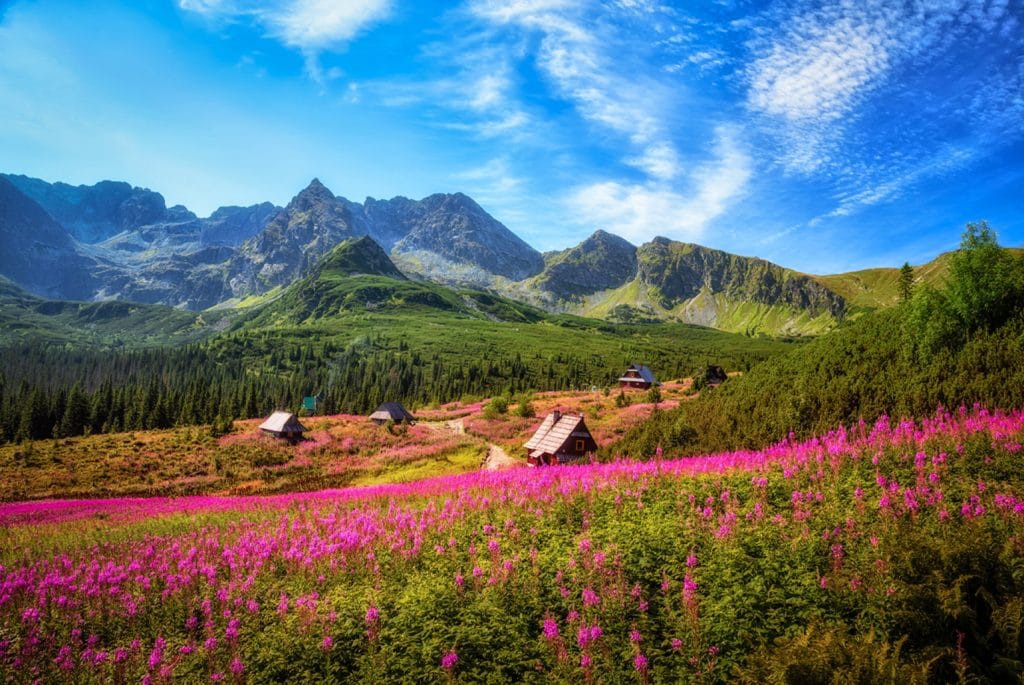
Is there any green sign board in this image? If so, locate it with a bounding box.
[302,396,317,412]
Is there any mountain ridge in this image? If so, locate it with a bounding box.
[0,172,956,336]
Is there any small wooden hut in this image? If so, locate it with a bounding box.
[618,364,658,390]
[523,410,597,466]
[369,402,416,425]
[259,411,308,442]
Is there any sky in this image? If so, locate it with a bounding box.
[0,0,1021,274]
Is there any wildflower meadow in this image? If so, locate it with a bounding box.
[2,405,1024,682]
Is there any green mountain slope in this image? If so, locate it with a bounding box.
[512,236,848,336]
[0,276,232,348]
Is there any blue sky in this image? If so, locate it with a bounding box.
[0,0,1021,273]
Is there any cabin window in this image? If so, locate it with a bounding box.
[575,439,585,452]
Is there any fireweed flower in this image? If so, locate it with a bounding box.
[441,650,458,670]
[542,617,559,640]
[634,653,649,672]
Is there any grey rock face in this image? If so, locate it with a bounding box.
[226,179,360,296]
[201,203,280,247]
[390,193,544,282]
[0,176,105,299]
[3,174,168,243]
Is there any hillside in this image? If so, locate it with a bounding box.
[2,404,1022,682]
[0,276,233,348]
[614,233,1024,456]
[0,381,696,501]
[509,236,849,336]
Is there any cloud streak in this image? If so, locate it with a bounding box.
[179,0,391,79]
[567,127,751,242]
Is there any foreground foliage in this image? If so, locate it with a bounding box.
[2,405,1023,682]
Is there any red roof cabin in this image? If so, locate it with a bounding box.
[523,410,598,466]
[618,363,658,390]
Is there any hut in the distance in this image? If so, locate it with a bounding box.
[259,411,308,442]
[618,364,658,390]
[369,402,416,425]
[523,410,597,466]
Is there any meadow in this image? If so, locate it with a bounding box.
[2,404,1022,682]
[0,383,692,501]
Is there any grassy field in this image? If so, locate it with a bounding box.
[0,382,697,501]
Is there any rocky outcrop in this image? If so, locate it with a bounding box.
[532,230,637,299]
[389,193,544,282]
[226,179,361,297]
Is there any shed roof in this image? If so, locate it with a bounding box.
[259,411,307,434]
[618,363,657,384]
[369,402,415,422]
[524,412,590,455]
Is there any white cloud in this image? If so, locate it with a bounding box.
[471,0,685,181]
[746,0,1014,173]
[567,127,751,242]
[179,0,391,78]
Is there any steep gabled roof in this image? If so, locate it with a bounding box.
[259,411,307,434]
[523,413,558,450]
[524,413,589,455]
[369,402,415,422]
[618,363,657,384]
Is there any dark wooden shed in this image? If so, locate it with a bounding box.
[259,411,308,442]
[369,402,416,425]
[618,364,658,390]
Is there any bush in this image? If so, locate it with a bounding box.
[483,396,509,420]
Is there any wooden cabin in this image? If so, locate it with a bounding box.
[618,364,658,390]
[369,402,416,425]
[259,411,308,442]
[523,410,598,466]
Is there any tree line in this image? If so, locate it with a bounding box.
[0,332,719,443]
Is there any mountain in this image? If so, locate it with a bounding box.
[505,234,850,335]
[201,203,280,247]
[522,229,637,301]
[226,181,545,301]
[0,171,958,336]
[226,179,361,297]
[3,174,168,244]
[386,192,544,283]
[0,177,107,299]
[242,235,548,326]
[0,274,232,348]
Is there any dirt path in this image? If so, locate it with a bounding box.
[482,444,518,471]
[426,418,516,470]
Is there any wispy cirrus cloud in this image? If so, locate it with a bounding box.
[471,0,685,181]
[746,0,1016,175]
[179,0,391,79]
